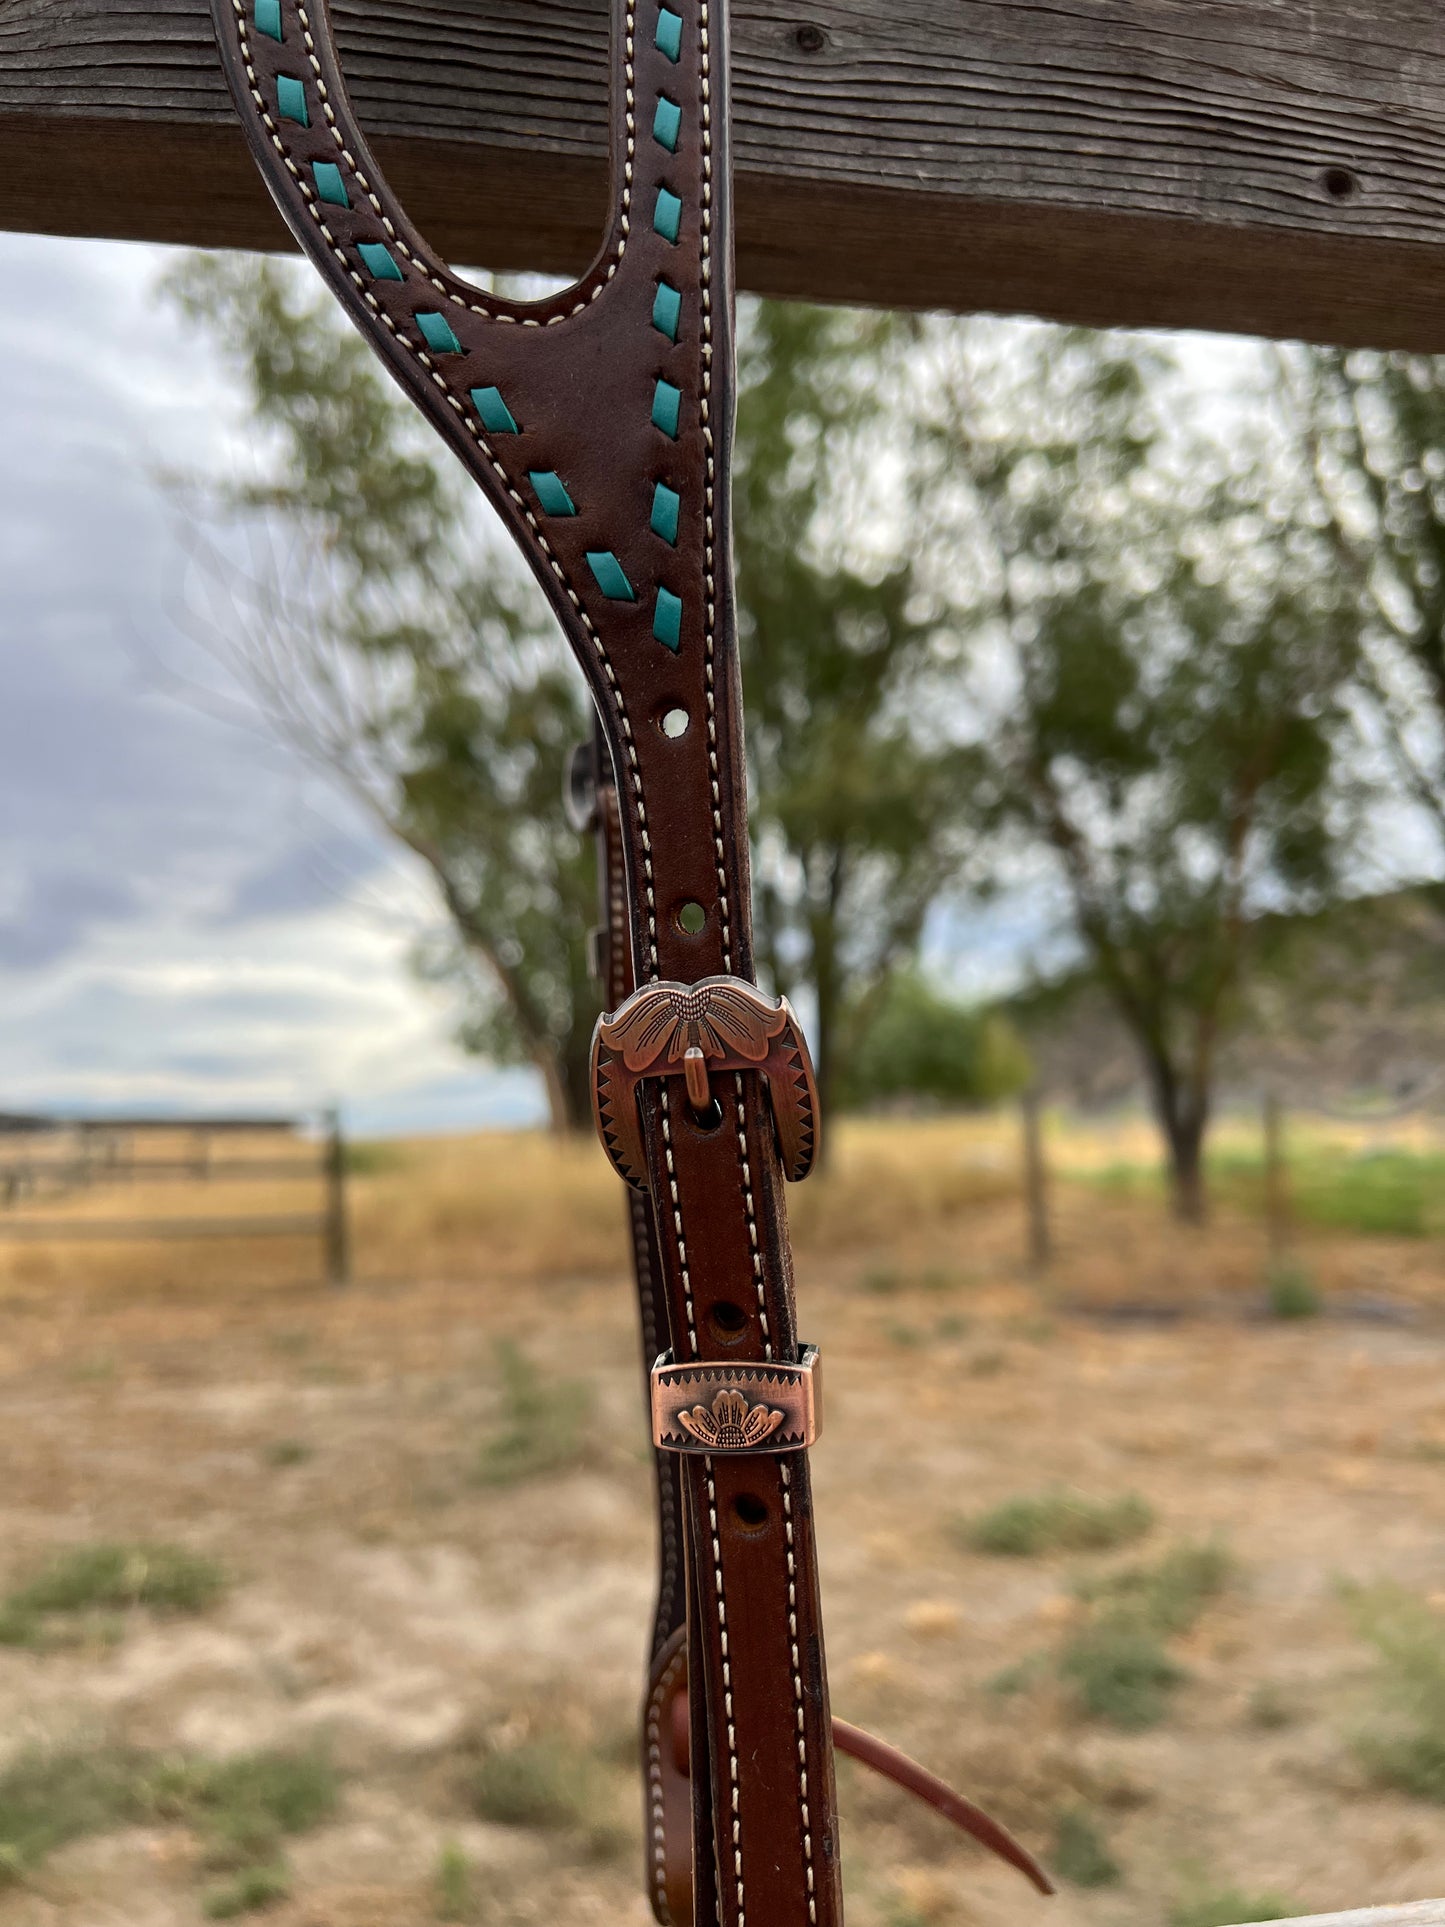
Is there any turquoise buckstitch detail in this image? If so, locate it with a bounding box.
[587,552,635,601]
[653,96,681,153]
[529,471,577,517]
[654,188,682,244]
[416,312,463,353]
[651,483,681,545]
[358,242,403,281]
[653,282,682,341]
[255,0,283,41]
[652,380,681,438]
[654,589,683,653]
[313,162,349,207]
[276,75,308,125]
[655,7,683,60]
[472,387,519,434]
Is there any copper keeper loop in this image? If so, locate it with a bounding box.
[651,1347,822,1455]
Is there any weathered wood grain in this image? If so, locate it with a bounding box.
[5,1,1445,346]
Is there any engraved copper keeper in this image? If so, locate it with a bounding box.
[651,1347,822,1455]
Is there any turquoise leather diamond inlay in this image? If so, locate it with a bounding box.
[254,0,283,41]
[654,188,683,244]
[651,483,681,545]
[587,552,635,602]
[277,76,308,125]
[416,312,462,353]
[313,162,349,208]
[652,380,681,438]
[654,589,683,653]
[472,387,518,434]
[653,97,681,153]
[529,471,577,517]
[655,7,683,59]
[358,242,403,282]
[653,283,682,341]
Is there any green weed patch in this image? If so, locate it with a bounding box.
[961,1489,1154,1558]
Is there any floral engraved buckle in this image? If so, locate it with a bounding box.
[591,976,820,1189]
[650,1348,822,1455]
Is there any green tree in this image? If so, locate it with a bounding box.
[1287,345,1445,840]
[735,302,982,1120]
[837,969,1030,1110]
[166,253,598,1132]
[166,264,977,1132]
[928,326,1362,1220]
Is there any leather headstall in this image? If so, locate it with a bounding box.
[209,3,1053,1920]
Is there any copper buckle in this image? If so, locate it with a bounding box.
[650,1347,822,1454]
[591,975,820,1188]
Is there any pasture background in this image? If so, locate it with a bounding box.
[0,1112,1443,1926]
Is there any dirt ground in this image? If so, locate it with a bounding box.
[1,1131,1444,1926]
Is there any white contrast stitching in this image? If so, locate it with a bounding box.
[698,0,729,968]
[632,1184,681,1647]
[733,1073,771,1356]
[658,1078,745,1924]
[231,6,812,1916]
[645,1637,688,1916]
[294,0,635,325]
[697,0,814,1910]
[657,1085,698,1363]
[230,0,659,974]
[705,1456,745,1922]
[781,1462,818,1923]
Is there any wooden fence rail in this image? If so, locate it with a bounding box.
[6,1,1445,347]
[0,1110,351,1285]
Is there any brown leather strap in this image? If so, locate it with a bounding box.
[209,3,842,1921]
[652,1665,1054,1915]
[583,744,1056,1920]
[575,731,694,1918]
[831,1720,1055,1898]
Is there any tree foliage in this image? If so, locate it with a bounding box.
[734,302,982,1117]
[836,971,1030,1111]
[166,253,598,1131]
[1288,344,1445,843]
[165,262,979,1133]
[924,325,1363,1218]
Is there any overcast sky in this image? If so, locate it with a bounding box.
[0,232,544,1136]
[4,236,1430,1139]
[1,231,1067,1139]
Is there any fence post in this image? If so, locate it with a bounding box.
[1263,1088,1289,1263]
[323,1107,350,1287]
[1021,1087,1051,1273]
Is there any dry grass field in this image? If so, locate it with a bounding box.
[0,1112,1444,1927]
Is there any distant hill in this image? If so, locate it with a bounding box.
[1010,886,1445,1112]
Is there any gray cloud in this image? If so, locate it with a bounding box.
[0,234,538,1132]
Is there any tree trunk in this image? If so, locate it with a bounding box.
[1141,1055,1209,1225]
[1021,1086,1051,1271]
[1263,1089,1289,1261]
[544,1032,596,1137]
[810,952,839,1172]
[538,1054,573,1137]
[1166,1115,1207,1225]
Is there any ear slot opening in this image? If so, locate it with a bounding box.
[321,0,645,323]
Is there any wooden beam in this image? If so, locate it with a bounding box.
[5,1,1445,347]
